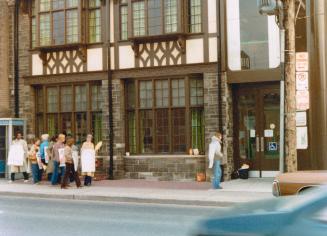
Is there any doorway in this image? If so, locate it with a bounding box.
[234,83,280,177]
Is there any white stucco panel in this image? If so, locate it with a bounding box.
[209,37,217,62]
[110,47,115,70]
[119,46,135,69]
[87,48,103,71]
[32,54,43,76]
[208,0,217,33]
[186,39,204,64]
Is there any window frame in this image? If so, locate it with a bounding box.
[35,82,103,145]
[124,75,204,155]
[130,0,181,38]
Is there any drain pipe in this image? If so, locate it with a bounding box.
[14,0,19,118]
[217,0,223,136]
[277,0,285,173]
[107,0,114,180]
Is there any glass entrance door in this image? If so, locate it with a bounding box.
[235,84,280,174]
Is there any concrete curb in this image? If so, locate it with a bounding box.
[0,191,236,207]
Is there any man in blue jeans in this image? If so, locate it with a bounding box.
[51,134,65,185]
[208,132,224,189]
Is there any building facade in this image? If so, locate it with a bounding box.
[1,0,325,181]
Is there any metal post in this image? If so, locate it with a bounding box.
[277,0,285,173]
[217,0,223,135]
[107,0,114,180]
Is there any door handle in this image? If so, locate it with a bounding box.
[261,137,265,152]
[256,136,260,152]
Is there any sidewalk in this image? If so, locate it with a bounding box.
[0,178,274,207]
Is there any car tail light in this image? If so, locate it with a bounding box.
[272,180,280,197]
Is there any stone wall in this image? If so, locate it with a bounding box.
[204,72,234,181]
[124,156,206,181]
[0,1,10,117]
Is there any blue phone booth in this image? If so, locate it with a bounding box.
[0,118,26,179]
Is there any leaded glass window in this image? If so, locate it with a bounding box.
[89,1,102,43]
[133,1,146,36]
[189,0,202,33]
[164,0,178,33]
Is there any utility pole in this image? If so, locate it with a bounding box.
[283,0,297,172]
[14,0,19,118]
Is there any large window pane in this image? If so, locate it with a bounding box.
[191,109,204,154]
[52,0,64,10]
[133,1,145,36]
[140,81,153,108]
[60,86,73,112]
[53,11,65,45]
[172,79,185,107]
[40,0,50,12]
[75,85,87,111]
[148,0,162,35]
[47,87,58,113]
[126,81,135,109]
[189,0,202,33]
[47,114,58,137]
[127,111,137,154]
[172,109,186,152]
[155,80,169,108]
[120,5,128,40]
[66,10,78,43]
[36,87,44,113]
[164,0,178,33]
[227,0,280,70]
[61,113,73,135]
[140,110,153,153]
[31,17,36,48]
[91,112,102,144]
[75,113,87,146]
[66,0,78,8]
[91,84,102,111]
[40,14,51,46]
[156,109,169,153]
[89,9,101,43]
[190,78,204,106]
[89,0,101,8]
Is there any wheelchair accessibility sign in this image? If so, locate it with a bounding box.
[268,142,278,151]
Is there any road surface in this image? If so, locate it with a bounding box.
[0,196,222,236]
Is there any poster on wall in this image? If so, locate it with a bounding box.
[296,52,309,72]
[297,126,308,150]
[7,144,25,166]
[296,90,310,111]
[296,112,307,127]
[296,72,309,91]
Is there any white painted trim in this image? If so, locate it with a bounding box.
[261,171,279,178]
[249,171,260,178]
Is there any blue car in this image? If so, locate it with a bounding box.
[194,187,327,236]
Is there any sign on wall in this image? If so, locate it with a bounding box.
[296,52,309,150]
[296,72,309,91]
[296,52,309,72]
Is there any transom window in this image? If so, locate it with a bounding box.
[35,83,103,146]
[125,76,204,155]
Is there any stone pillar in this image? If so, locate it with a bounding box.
[102,78,125,179]
[204,72,234,182]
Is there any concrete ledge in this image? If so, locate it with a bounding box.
[124,155,206,159]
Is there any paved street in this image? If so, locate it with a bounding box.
[0,196,221,236]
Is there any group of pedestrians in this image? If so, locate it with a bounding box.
[8,131,98,189]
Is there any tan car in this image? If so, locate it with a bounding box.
[272,171,327,196]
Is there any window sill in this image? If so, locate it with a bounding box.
[124,154,205,159]
[129,32,187,44]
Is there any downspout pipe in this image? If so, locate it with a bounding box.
[14,0,19,118]
[277,0,285,173]
[217,0,223,136]
[107,0,114,180]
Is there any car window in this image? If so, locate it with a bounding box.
[312,207,327,223]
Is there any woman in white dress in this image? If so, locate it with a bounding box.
[81,134,96,186]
